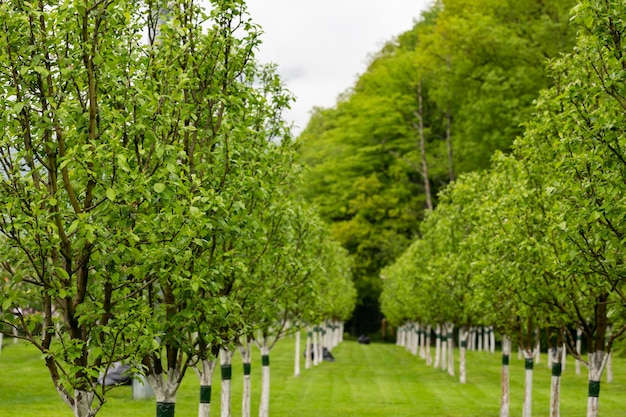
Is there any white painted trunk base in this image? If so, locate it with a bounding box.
[220,349,234,417]
[459,328,468,384]
[446,323,455,377]
[500,336,511,417]
[305,328,312,369]
[195,358,216,417]
[441,332,448,372]
[73,389,95,417]
[483,327,489,353]
[259,345,271,417]
[550,347,562,417]
[587,351,608,417]
[523,351,533,417]
[239,342,252,417]
[434,324,441,369]
[419,324,426,359]
[146,365,180,417]
[425,326,432,366]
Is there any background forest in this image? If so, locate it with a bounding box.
[296,0,579,336]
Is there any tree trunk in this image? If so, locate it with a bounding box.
[446,323,455,377]
[523,350,533,417]
[73,389,95,417]
[587,351,607,417]
[490,327,496,354]
[316,327,323,366]
[483,327,489,353]
[404,324,411,352]
[147,368,180,417]
[425,325,432,366]
[402,324,408,348]
[195,358,216,417]
[576,327,582,375]
[294,330,301,377]
[605,326,612,383]
[220,348,234,417]
[239,342,252,417]
[459,326,468,384]
[534,328,541,364]
[312,327,319,366]
[441,329,448,372]
[305,327,312,369]
[434,324,441,369]
[339,322,345,344]
[419,324,426,359]
[500,335,511,417]
[587,293,610,417]
[259,345,271,417]
[550,334,563,417]
[547,334,553,369]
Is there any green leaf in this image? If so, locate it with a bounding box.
[106,188,117,202]
[154,183,166,193]
[12,102,24,114]
[33,66,49,77]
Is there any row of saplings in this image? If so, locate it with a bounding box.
[395,323,620,417]
[0,319,346,417]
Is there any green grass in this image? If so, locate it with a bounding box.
[1,336,625,416]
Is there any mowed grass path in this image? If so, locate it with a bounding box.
[1,336,626,417]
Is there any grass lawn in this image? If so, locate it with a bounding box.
[1,335,625,417]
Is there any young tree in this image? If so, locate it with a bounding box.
[0,1,182,415]
[510,3,626,414]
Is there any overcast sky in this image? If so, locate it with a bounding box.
[245,0,433,135]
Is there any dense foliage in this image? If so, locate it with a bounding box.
[0,1,354,416]
[296,0,578,334]
[381,0,626,415]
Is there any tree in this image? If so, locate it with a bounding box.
[509,2,626,414]
[0,1,179,415]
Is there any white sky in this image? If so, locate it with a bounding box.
[245,1,433,135]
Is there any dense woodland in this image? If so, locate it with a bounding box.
[297,0,578,335]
